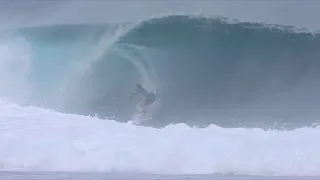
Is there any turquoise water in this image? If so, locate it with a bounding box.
[1,16,320,128]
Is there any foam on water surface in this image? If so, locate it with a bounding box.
[0,99,319,176]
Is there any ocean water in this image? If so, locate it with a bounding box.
[0,1,320,179]
[2,16,320,128]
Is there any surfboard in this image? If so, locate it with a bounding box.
[131,104,152,124]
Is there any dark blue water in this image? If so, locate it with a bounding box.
[2,15,320,129]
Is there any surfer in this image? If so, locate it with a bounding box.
[130,83,156,113]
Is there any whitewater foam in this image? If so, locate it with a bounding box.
[0,99,319,176]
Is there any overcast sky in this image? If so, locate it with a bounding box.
[0,1,319,31]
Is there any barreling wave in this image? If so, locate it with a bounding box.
[1,15,320,129]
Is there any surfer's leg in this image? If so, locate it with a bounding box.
[141,106,147,114]
[136,103,143,111]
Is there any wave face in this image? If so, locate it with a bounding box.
[1,15,320,129]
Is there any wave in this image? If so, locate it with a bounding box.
[1,15,320,129]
